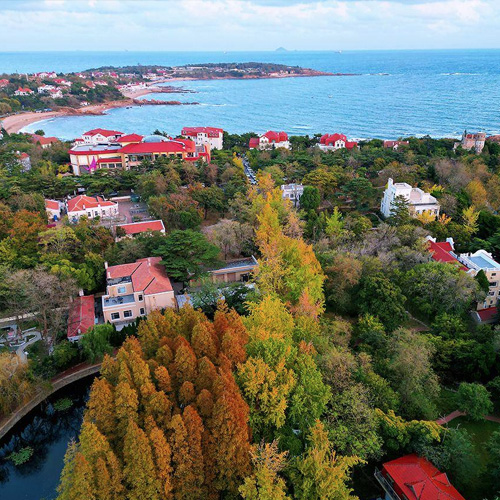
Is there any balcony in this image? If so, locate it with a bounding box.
[103,293,135,308]
[374,469,401,500]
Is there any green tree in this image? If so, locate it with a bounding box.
[358,274,407,332]
[456,382,493,421]
[300,186,320,212]
[81,324,114,363]
[486,431,500,496]
[154,229,220,283]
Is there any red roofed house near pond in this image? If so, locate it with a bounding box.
[102,257,176,326]
[249,131,290,150]
[317,133,358,152]
[67,295,96,341]
[375,454,465,500]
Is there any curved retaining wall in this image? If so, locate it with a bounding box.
[0,363,101,441]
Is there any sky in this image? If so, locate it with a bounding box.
[0,0,499,51]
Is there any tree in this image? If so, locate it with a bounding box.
[191,186,225,219]
[154,229,220,283]
[343,177,375,209]
[81,324,114,363]
[358,274,407,332]
[239,441,290,500]
[388,329,439,420]
[300,186,320,212]
[204,219,254,259]
[486,431,500,496]
[388,195,411,226]
[290,421,362,500]
[456,382,493,421]
[403,262,479,319]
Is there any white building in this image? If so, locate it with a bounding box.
[45,199,62,221]
[249,131,290,150]
[81,128,123,145]
[38,84,56,94]
[181,127,223,150]
[318,133,358,152]
[381,178,440,218]
[281,183,304,207]
[67,195,118,221]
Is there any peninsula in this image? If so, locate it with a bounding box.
[0,62,337,133]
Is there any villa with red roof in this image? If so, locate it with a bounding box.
[82,128,123,145]
[30,134,59,149]
[249,131,290,150]
[375,454,465,500]
[102,257,176,325]
[426,235,500,323]
[116,133,144,146]
[67,295,96,341]
[14,87,34,96]
[67,195,118,221]
[318,133,358,152]
[384,140,410,151]
[0,79,9,88]
[181,126,224,150]
[115,220,165,241]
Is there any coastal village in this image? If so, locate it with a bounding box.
[2,86,500,500]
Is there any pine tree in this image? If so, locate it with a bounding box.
[173,338,198,386]
[114,381,139,441]
[123,420,161,500]
[183,405,205,497]
[147,417,173,499]
[85,378,116,438]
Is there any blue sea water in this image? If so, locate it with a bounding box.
[1,50,499,139]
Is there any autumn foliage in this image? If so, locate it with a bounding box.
[57,305,251,500]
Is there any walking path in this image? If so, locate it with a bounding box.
[436,410,500,425]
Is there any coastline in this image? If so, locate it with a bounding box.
[1,71,337,135]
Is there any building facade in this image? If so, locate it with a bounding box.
[281,183,304,207]
[454,130,486,153]
[81,128,124,145]
[102,257,176,325]
[181,127,224,150]
[381,178,440,218]
[45,199,61,220]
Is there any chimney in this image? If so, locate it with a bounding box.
[78,289,84,297]
[104,261,108,270]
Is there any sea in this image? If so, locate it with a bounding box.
[1,50,500,140]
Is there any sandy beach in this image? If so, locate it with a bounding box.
[0,87,157,134]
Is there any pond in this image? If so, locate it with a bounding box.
[0,375,95,500]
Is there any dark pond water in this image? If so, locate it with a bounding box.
[0,376,95,500]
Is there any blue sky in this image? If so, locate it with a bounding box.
[0,0,498,51]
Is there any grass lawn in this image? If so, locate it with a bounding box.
[436,387,459,415]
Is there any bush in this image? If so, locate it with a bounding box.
[9,446,34,466]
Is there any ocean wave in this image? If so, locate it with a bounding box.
[292,125,313,130]
[440,72,481,76]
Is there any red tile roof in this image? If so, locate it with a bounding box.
[249,137,260,148]
[428,240,468,271]
[97,157,122,164]
[116,133,144,143]
[67,295,95,339]
[106,257,173,295]
[67,195,117,213]
[30,134,59,146]
[45,199,60,211]
[119,139,195,155]
[320,133,358,149]
[117,220,165,235]
[383,455,465,500]
[477,306,498,323]
[83,128,123,137]
[182,127,223,137]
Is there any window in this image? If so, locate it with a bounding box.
[489,282,498,287]
[492,273,497,277]
[138,294,143,301]
[140,308,145,316]
[124,310,133,318]
[117,286,126,294]
[489,291,496,296]
[111,312,120,320]
[87,211,92,217]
